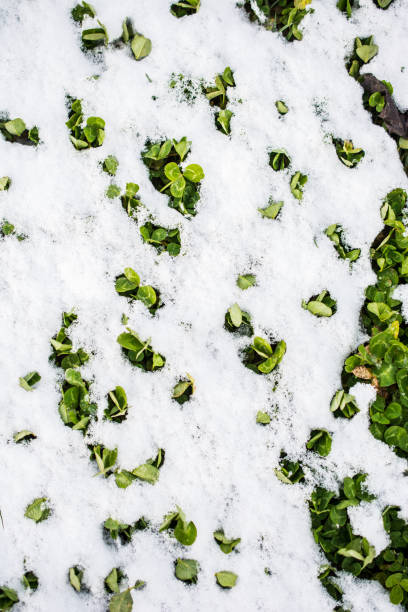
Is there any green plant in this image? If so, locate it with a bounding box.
[290,171,307,200]
[115,448,165,488]
[204,67,236,135]
[140,221,181,256]
[174,558,199,583]
[105,386,128,422]
[0,117,39,146]
[241,336,286,375]
[22,571,38,591]
[170,0,200,18]
[172,375,195,405]
[346,35,378,79]
[269,148,290,171]
[274,451,305,484]
[89,444,118,477]
[302,290,337,317]
[104,567,126,594]
[0,586,19,610]
[102,155,119,176]
[142,137,204,217]
[333,138,365,168]
[104,516,148,545]
[14,430,36,444]
[0,177,11,190]
[159,506,197,545]
[215,571,238,588]
[213,529,241,553]
[256,410,271,424]
[306,429,332,456]
[369,91,385,112]
[0,220,26,241]
[330,389,359,419]
[240,0,313,42]
[117,328,166,372]
[275,100,288,115]
[50,311,89,370]
[65,97,105,150]
[225,303,253,336]
[325,224,361,263]
[19,371,41,391]
[58,368,97,432]
[258,200,284,220]
[71,2,96,23]
[69,566,85,592]
[236,273,256,289]
[24,497,51,523]
[115,267,162,315]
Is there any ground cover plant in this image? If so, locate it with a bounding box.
[2,2,408,611]
[141,137,204,217]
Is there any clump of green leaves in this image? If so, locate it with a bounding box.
[269,148,290,171]
[325,224,361,263]
[102,155,119,176]
[302,290,337,318]
[0,220,26,241]
[225,303,253,336]
[0,586,19,610]
[19,371,41,391]
[104,567,126,594]
[50,311,89,370]
[89,444,118,477]
[159,507,197,546]
[172,375,195,405]
[258,200,284,220]
[0,176,11,191]
[175,558,199,583]
[140,221,181,256]
[108,182,142,219]
[215,571,238,588]
[275,100,288,115]
[290,171,308,200]
[115,267,162,315]
[104,516,149,545]
[69,566,86,592]
[142,137,204,217]
[66,97,105,150]
[336,0,357,17]
[24,497,51,523]
[117,328,166,372]
[71,2,95,23]
[213,529,241,554]
[105,386,128,422]
[306,429,332,457]
[333,138,365,168]
[330,389,359,419]
[171,0,200,18]
[274,451,305,484]
[59,368,97,432]
[204,67,236,135]
[240,0,313,42]
[346,35,378,79]
[241,336,286,375]
[369,90,386,112]
[0,117,39,146]
[115,448,165,488]
[22,571,38,591]
[236,273,256,290]
[121,19,152,61]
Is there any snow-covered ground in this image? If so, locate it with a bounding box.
[0,0,407,610]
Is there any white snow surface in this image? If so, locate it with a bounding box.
[0,0,407,610]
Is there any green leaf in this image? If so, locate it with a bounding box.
[0,176,11,191]
[228,303,242,327]
[216,109,233,135]
[306,301,332,317]
[117,332,143,352]
[65,368,84,387]
[237,274,256,290]
[275,100,288,115]
[183,164,204,183]
[137,286,157,308]
[256,411,271,425]
[390,584,404,605]
[13,430,36,444]
[103,155,119,176]
[356,44,378,63]
[174,519,197,546]
[69,567,82,592]
[131,34,152,60]
[19,371,41,391]
[24,497,51,523]
[4,118,26,136]
[252,337,273,358]
[175,558,199,582]
[124,267,140,285]
[172,381,190,398]
[164,162,182,181]
[107,184,121,199]
[132,463,159,484]
[215,571,238,588]
[213,530,241,554]
[258,201,283,219]
[109,588,133,612]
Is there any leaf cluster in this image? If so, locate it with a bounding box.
[142,137,204,217]
[242,336,286,375]
[224,303,253,337]
[140,221,181,256]
[117,328,166,372]
[0,117,39,146]
[66,97,105,150]
[105,386,128,422]
[104,516,149,545]
[325,224,361,263]
[274,451,305,484]
[170,0,200,18]
[115,267,162,315]
[240,0,313,42]
[159,506,197,546]
[333,138,365,168]
[172,375,195,405]
[302,290,337,318]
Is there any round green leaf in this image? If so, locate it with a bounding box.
[307,301,332,317]
[131,34,152,60]
[164,162,181,181]
[183,164,204,183]
[228,303,242,327]
[215,571,238,588]
[137,285,157,308]
[4,118,26,136]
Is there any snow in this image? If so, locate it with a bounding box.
[0,0,407,610]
